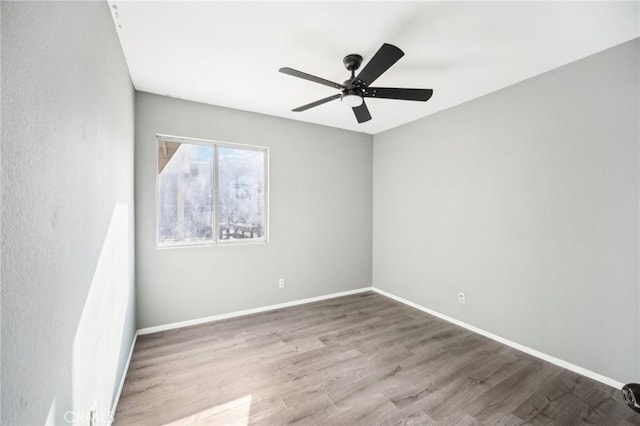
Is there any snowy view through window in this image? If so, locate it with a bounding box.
[157,139,266,246]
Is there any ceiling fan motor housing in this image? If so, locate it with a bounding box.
[342,88,365,98]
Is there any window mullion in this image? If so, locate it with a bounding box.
[213,144,218,243]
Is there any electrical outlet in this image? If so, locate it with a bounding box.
[458,292,466,305]
[278,278,285,289]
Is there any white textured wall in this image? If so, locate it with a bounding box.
[373,39,639,383]
[1,2,135,424]
[136,92,372,329]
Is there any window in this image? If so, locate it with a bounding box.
[157,135,268,247]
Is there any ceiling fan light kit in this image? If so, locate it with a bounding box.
[279,43,433,123]
[341,91,364,107]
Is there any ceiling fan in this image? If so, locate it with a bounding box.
[279,43,433,124]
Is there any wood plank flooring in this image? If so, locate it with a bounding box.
[115,292,640,425]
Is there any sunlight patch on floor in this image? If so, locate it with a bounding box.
[163,395,253,426]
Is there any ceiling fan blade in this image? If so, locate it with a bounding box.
[292,94,341,112]
[279,67,345,90]
[364,87,433,102]
[353,43,404,87]
[352,101,372,123]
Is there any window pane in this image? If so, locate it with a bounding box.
[217,147,265,241]
[158,141,214,246]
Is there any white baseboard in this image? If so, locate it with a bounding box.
[110,331,138,424]
[372,287,624,390]
[137,287,374,335]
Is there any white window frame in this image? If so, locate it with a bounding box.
[156,134,269,248]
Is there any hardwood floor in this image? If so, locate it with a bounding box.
[114,292,639,425]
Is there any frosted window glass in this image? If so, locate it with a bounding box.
[217,147,265,241]
[158,142,214,246]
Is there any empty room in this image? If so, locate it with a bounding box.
[1,1,639,425]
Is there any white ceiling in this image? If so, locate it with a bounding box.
[108,1,639,135]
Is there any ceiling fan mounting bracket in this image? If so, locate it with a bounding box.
[342,54,363,72]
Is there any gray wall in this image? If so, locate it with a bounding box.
[373,39,639,383]
[135,92,372,329]
[1,2,135,424]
